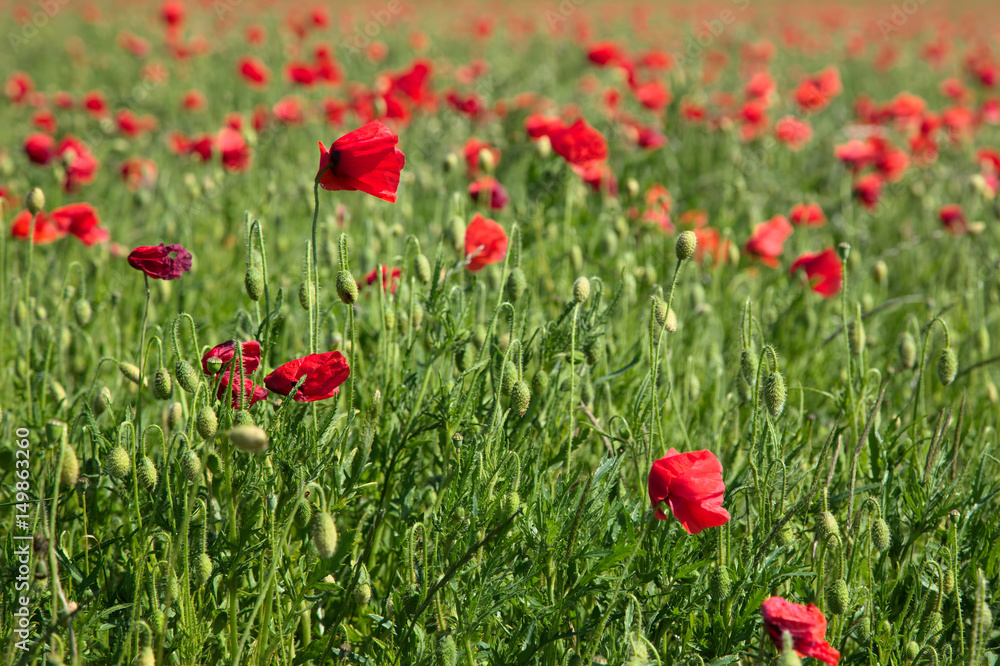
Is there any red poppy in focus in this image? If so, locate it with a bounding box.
[939,204,967,235]
[760,597,840,665]
[10,210,65,245]
[51,203,108,246]
[789,203,825,227]
[364,266,402,294]
[464,213,508,272]
[316,120,406,203]
[853,173,883,210]
[219,128,251,172]
[744,216,793,267]
[127,243,193,280]
[24,133,55,165]
[550,119,608,166]
[648,448,731,535]
[468,177,510,210]
[264,351,350,402]
[201,340,262,376]
[217,371,268,409]
[790,248,842,298]
[238,56,270,88]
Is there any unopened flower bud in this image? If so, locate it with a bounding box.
[26,187,45,215]
[498,490,520,523]
[848,318,865,356]
[74,298,93,327]
[196,405,218,440]
[506,267,527,302]
[167,402,184,430]
[535,135,551,158]
[136,646,155,666]
[194,553,213,587]
[106,446,131,479]
[443,152,459,173]
[60,444,79,487]
[664,308,677,334]
[817,511,841,543]
[899,332,917,369]
[532,369,549,396]
[675,230,697,261]
[872,260,888,285]
[572,276,590,303]
[872,517,891,552]
[625,177,640,198]
[937,347,957,386]
[228,424,268,453]
[437,635,458,666]
[414,253,432,286]
[446,216,466,252]
[905,641,919,661]
[653,299,668,328]
[245,265,264,301]
[826,580,849,615]
[336,270,358,304]
[312,512,338,558]
[764,371,786,418]
[478,148,495,174]
[153,367,172,400]
[500,361,517,395]
[511,379,531,416]
[233,410,254,427]
[710,564,732,600]
[354,582,372,606]
[119,362,142,385]
[137,456,157,491]
[175,359,200,393]
[182,449,201,482]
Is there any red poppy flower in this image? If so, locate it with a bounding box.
[648,448,731,535]
[468,177,510,210]
[24,133,56,165]
[464,213,508,272]
[58,137,99,192]
[693,227,731,267]
[586,41,624,66]
[316,120,405,203]
[50,203,108,246]
[82,91,108,119]
[120,157,158,192]
[181,90,206,112]
[217,370,268,409]
[789,203,825,227]
[550,119,608,166]
[445,91,484,118]
[238,56,270,88]
[364,265,402,294]
[463,137,500,176]
[127,243,192,280]
[790,248,842,298]
[761,597,840,665]
[264,351,350,402]
[219,128,251,172]
[572,162,617,196]
[202,340,261,376]
[633,80,671,112]
[834,140,877,171]
[32,110,57,134]
[187,134,214,162]
[775,116,812,150]
[5,71,34,104]
[525,115,566,139]
[853,173,883,210]
[10,210,65,245]
[160,0,185,27]
[939,204,967,235]
[744,216,793,267]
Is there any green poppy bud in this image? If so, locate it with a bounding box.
[710,564,732,600]
[60,445,79,488]
[436,635,458,666]
[532,369,549,396]
[73,298,93,327]
[119,362,142,386]
[173,360,199,395]
[676,230,697,261]
[135,646,155,666]
[106,446,131,479]
[872,518,891,552]
[664,308,677,334]
[506,267,527,302]
[26,187,46,215]
[817,511,841,543]
[572,276,590,304]
[414,253,432,286]
[138,456,157,492]
[872,260,888,285]
[228,425,267,453]
[298,280,315,310]
[826,580,849,615]
[511,380,531,417]
[312,512,338,558]
[194,553,213,588]
[336,270,358,305]
[653,298,668,328]
[446,216,466,252]
[899,332,917,369]
[942,569,954,596]
[196,406,218,440]
[245,265,264,301]
[937,347,957,386]
[500,361,517,395]
[905,640,919,661]
[232,410,254,427]
[153,367,172,400]
[498,490,520,523]
[181,449,201,483]
[848,318,865,356]
[764,371,786,418]
[167,402,184,430]
[354,582,372,606]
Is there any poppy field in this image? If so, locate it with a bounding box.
[3,0,1000,664]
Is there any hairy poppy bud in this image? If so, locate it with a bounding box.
[60,445,79,487]
[500,361,517,395]
[710,564,732,600]
[294,498,313,529]
[872,260,888,285]
[899,332,917,370]
[454,345,473,373]
[905,640,919,661]
[740,349,756,384]
[584,338,605,366]
[119,362,142,386]
[153,367,172,400]
[924,611,943,641]
[245,265,264,301]
[414,253,432,286]
[175,360,199,393]
[196,406,218,440]
[817,511,841,543]
[848,318,865,356]
[336,270,358,304]
[354,582,372,606]
[498,490,520,523]
[781,650,802,666]
[151,607,165,637]
[138,456,157,491]
[764,371,786,418]
[653,299,668,328]
[446,216,466,252]
[532,369,549,396]
[573,276,590,303]
[664,308,678,334]
[298,280,315,310]
[872,517,891,552]
[942,569,954,596]
[233,410,254,427]
[937,347,957,386]
[511,380,531,417]
[167,402,184,430]
[182,449,201,483]
[74,298,93,327]
[676,231,697,261]
[826,580,849,615]
[26,187,45,215]
[106,446,131,479]
[779,524,795,546]
[194,553,213,587]
[312,512,338,558]
[136,646,155,666]
[228,425,268,453]
[580,377,594,406]
[506,267,527,302]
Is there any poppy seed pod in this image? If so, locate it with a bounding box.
[336,270,358,304]
[506,267,527,302]
[826,580,849,615]
[676,230,697,261]
[205,356,223,375]
[245,265,264,301]
[937,347,958,386]
[60,445,79,488]
[414,253,432,286]
[817,511,841,543]
[228,424,268,453]
[73,298,93,327]
[872,517,891,552]
[511,379,531,417]
[764,371,786,418]
[106,446,131,479]
[194,553,213,587]
[572,276,590,303]
[26,187,46,215]
[899,332,917,370]
[312,512,338,558]
[175,359,199,393]
[437,635,458,666]
[119,362,142,386]
[181,449,201,483]
[137,456,157,491]
[153,367,172,400]
[196,405,218,440]
[710,564,732,600]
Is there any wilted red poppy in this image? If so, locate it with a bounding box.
[744,216,793,267]
[316,120,405,203]
[264,351,350,402]
[202,340,262,376]
[50,203,108,246]
[219,128,251,172]
[648,448,731,535]
[789,203,825,227]
[238,56,270,88]
[127,243,192,280]
[10,210,65,245]
[939,204,967,235]
[24,133,55,165]
[550,119,608,165]
[217,371,268,409]
[468,177,509,210]
[790,248,842,298]
[760,597,840,665]
[464,213,508,272]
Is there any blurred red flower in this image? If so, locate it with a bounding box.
[853,173,883,210]
[51,203,108,246]
[760,597,840,665]
[24,133,55,165]
[238,56,270,88]
[550,119,608,166]
[468,177,510,210]
[939,204,967,235]
[463,138,500,177]
[744,215,793,267]
[464,213,508,272]
[789,203,825,227]
[127,243,192,280]
[648,448,731,535]
[10,210,65,244]
[364,266,402,294]
[219,128,251,172]
[317,120,405,203]
[790,248,842,298]
[775,116,812,150]
[264,351,350,402]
